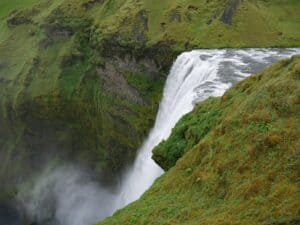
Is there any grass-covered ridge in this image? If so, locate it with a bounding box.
[99,56,300,225]
[152,97,222,171]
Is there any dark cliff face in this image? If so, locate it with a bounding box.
[220,0,240,25]
[0,203,22,225]
[0,39,166,191]
[0,6,169,197]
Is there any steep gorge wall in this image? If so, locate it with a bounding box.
[0,3,169,198]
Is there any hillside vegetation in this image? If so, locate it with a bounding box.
[0,0,300,200]
[100,56,300,225]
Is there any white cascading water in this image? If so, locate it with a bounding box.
[115,48,300,209]
[18,49,300,225]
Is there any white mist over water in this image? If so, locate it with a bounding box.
[18,166,117,225]
[17,48,300,225]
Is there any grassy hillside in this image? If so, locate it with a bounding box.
[99,56,300,225]
[0,0,299,200]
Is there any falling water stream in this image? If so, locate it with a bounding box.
[114,48,300,209]
[2,48,300,225]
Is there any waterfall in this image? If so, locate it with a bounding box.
[17,48,300,225]
[115,48,300,209]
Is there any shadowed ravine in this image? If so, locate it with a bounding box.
[2,48,300,225]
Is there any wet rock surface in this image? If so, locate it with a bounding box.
[220,0,240,25]
[0,203,22,225]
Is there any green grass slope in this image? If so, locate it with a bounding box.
[52,0,300,49]
[99,56,300,225]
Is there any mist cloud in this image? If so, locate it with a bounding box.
[17,165,117,225]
